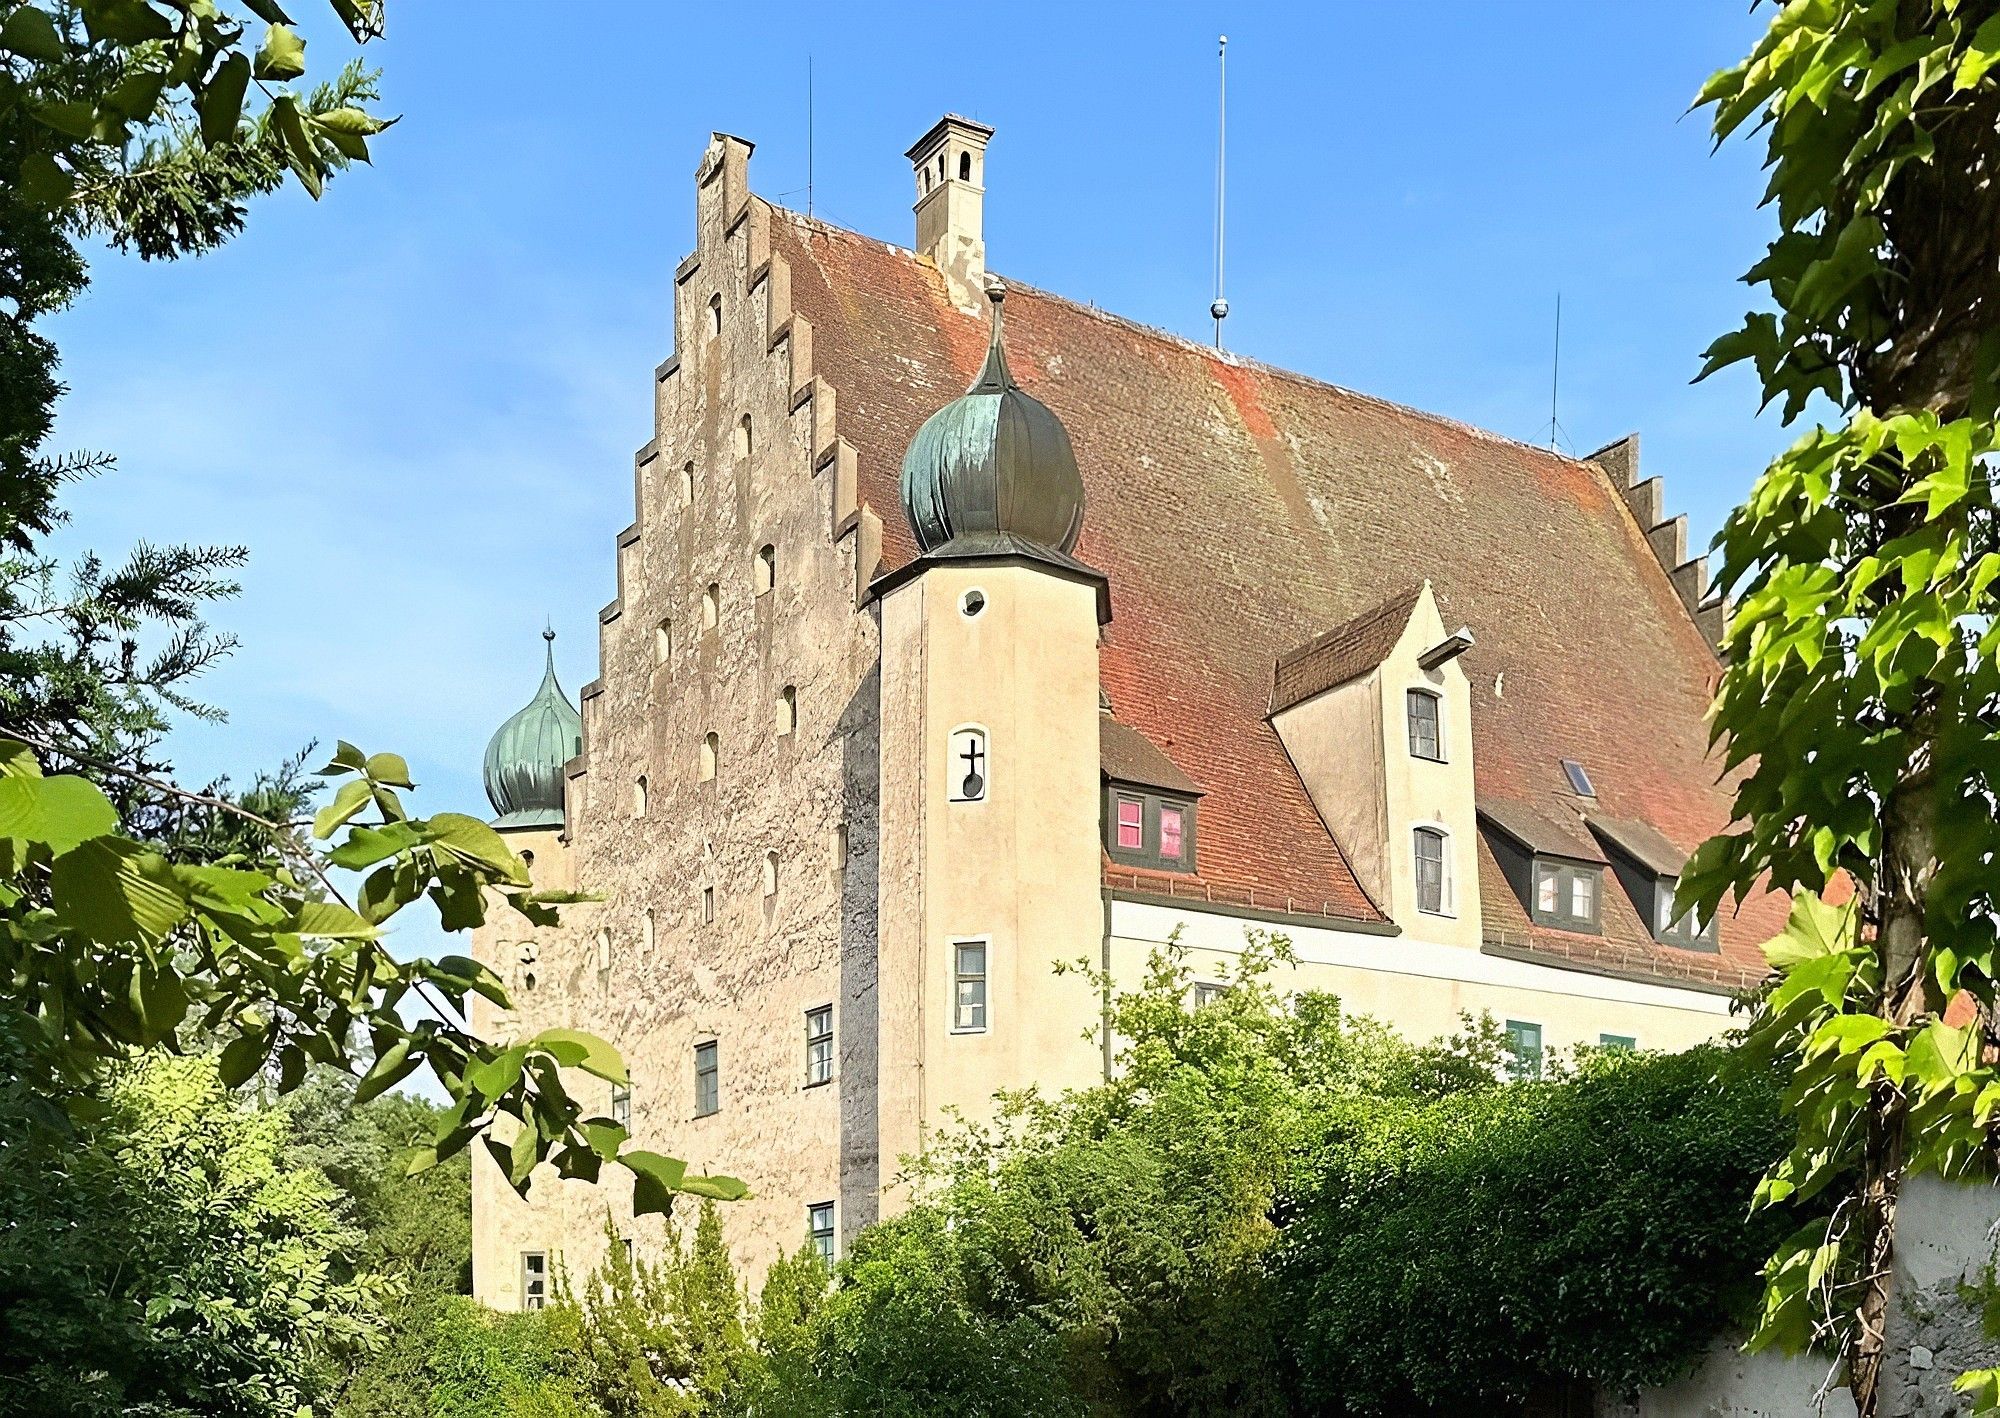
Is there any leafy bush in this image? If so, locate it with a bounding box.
[0,1052,388,1418]
[1276,1047,1797,1412]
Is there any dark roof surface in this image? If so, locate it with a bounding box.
[1100,716,1203,796]
[1589,814,1690,877]
[1479,798,1610,864]
[767,205,1783,982]
[1271,586,1424,713]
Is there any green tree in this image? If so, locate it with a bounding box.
[2,0,394,795]
[0,1052,387,1417]
[1689,4,2000,1411]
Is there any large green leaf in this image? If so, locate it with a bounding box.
[312,778,371,839]
[625,1150,689,1216]
[529,1027,628,1085]
[199,51,251,146]
[49,837,190,944]
[252,21,306,79]
[0,6,65,62]
[0,774,117,854]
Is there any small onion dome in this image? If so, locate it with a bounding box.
[482,629,582,829]
[899,279,1086,557]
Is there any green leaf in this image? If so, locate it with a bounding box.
[579,1118,628,1158]
[240,0,296,22]
[0,6,66,61]
[354,1035,420,1104]
[291,900,379,939]
[312,778,372,839]
[677,1173,751,1202]
[0,740,42,779]
[1905,1021,1978,1095]
[363,750,413,787]
[528,1027,628,1086]
[625,1150,689,1216]
[328,819,422,869]
[320,741,368,775]
[0,774,117,854]
[79,0,171,44]
[31,100,97,139]
[218,1029,271,1088]
[49,837,189,944]
[1762,892,1857,969]
[423,812,530,884]
[315,106,394,137]
[252,21,306,80]
[199,51,251,146]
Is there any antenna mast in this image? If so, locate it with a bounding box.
[1545,292,1568,453]
[807,56,815,218]
[1211,35,1229,348]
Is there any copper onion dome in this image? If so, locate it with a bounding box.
[899,280,1086,557]
[482,629,582,829]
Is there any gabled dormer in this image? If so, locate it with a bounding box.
[1588,814,1718,951]
[1268,582,1479,945]
[1099,712,1203,875]
[1478,798,1610,935]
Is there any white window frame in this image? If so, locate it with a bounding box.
[951,936,990,1034]
[610,1082,632,1129]
[521,1250,548,1311]
[1412,822,1453,916]
[805,1004,833,1087]
[1406,687,1445,762]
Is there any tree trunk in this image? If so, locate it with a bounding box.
[1849,738,1940,1416]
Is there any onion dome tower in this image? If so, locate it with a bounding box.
[482,629,582,829]
[896,280,1098,590]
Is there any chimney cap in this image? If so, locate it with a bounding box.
[905,113,995,161]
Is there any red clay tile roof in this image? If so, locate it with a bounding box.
[768,205,1782,984]
[1270,585,1425,714]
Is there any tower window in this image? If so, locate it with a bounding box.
[736,414,753,459]
[693,1041,719,1117]
[937,154,945,179]
[681,461,694,506]
[947,726,989,802]
[1407,689,1443,761]
[707,292,722,337]
[520,1251,548,1311]
[763,851,779,898]
[805,1005,833,1087]
[633,775,647,817]
[596,928,612,973]
[701,885,715,923]
[611,1082,631,1129]
[953,939,988,1033]
[654,618,673,665]
[754,543,775,595]
[807,1201,835,1267]
[777,685,797,736]
[958,151,971,180]
[700,732,718,781]
[642,907,655,952]
[702,583,719,631]
[1413,827,1450,914]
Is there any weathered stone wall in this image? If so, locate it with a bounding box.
[471,134,888,1298]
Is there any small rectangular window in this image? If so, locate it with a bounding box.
[953,940,988,1033]
[1536,863,1560,914]
[1115,796,1143,850]
[1560,758,1595,797]
[1569,871,1595,919]
[1413,827,1449,915]
[1599,1033,1637,1051]
[1655,876,1718,948]
[521,1250,548,1311]
[610,1083,632,1129]
[1505,1020,1544,1081]
[805,1005,833,1086]
[693,1041,719,1117]
[1159,804,1185,862]
[807,1201,835,1267]
[1407,690,1443,761]
[1191,981,1227,1009]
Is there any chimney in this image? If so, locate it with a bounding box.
[907,114,993,310]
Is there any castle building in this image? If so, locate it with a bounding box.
[468,117,1783,1306]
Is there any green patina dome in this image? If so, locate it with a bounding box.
[899,281,1086,557]
[483,629,582,829]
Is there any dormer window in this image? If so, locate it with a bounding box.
[1104,787,1197,872]
[1533,859,1600,931]
[1406,689,1443,761]
[1478,800,1609,938]
[1099,717,1204,874]
[1587,815,1719,953]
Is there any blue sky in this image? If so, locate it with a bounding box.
[49,0,1780,850]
